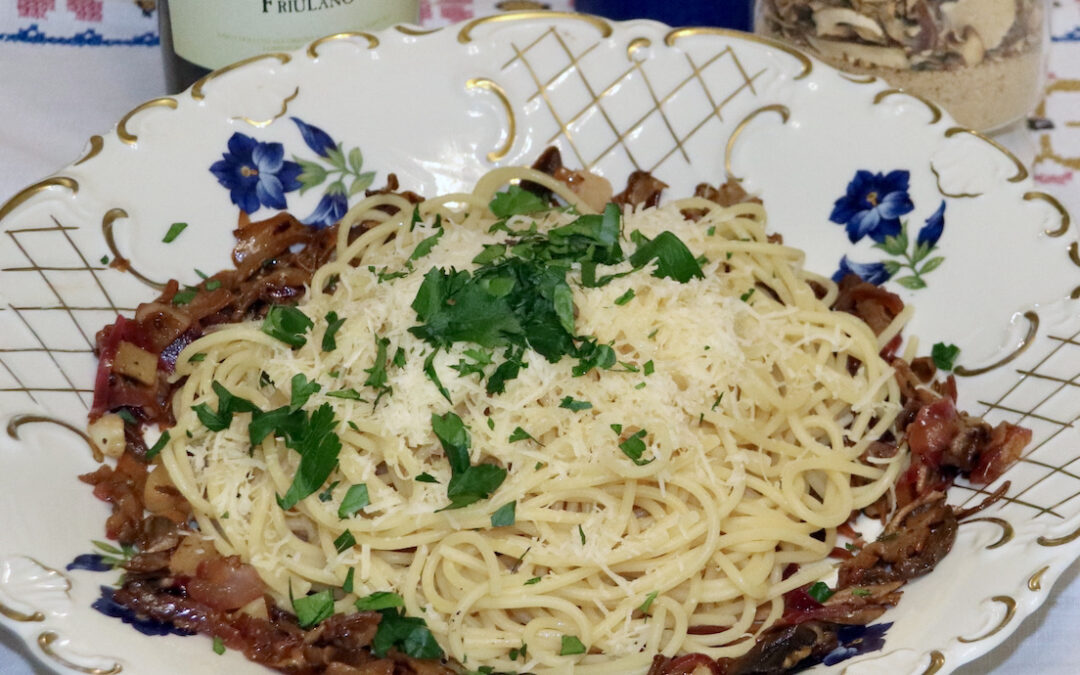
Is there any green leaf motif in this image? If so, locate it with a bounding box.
[894,275,927,290]
[348,147,364,174]
[349,171,376,198]
[296,159,327,195]
[881,259,903,276]
[878,234,906,257]
[918,256,945,275]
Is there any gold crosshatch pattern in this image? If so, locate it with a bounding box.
[499,26,765,175]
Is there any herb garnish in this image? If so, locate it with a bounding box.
[334,529,356,553]
[355,591,405,611]
[275,404,343,510]
[289,373,321,411]
[807,581,834,603]
[162,222,188,243]
[560,635,587,656]
[559,396,592,411]
[292,589,334,629]
[262,305,314,348]
[489,185,549,219]
[637,591,658,615]
[432,412,507,510]
[490,501,516,527]
[322,311,345,351]
[618,429,651,465]
[931,342,960,371]
[146,431,170,460]
[338,484,370,518]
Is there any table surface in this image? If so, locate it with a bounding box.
[2,1,1079,673]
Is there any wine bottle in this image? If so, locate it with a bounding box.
[158,0,421,94]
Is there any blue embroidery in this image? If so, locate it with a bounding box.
[0,24,158,47]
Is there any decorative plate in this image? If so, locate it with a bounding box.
[0,11,1076,675]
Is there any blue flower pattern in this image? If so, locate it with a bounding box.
[209,117,375,229]
[822,622,893,667]
[831,169,947,290]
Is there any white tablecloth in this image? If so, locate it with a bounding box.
[2,1,1080,673]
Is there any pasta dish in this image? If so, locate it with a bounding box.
[81,156,1029,674]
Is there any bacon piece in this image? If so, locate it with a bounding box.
[832,275,904,336]
[614,170,668,208]
[186,556,266,612]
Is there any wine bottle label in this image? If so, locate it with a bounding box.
[169,0,419,69]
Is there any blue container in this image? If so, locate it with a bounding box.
[573,0,754,32]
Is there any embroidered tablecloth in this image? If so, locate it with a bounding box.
[1,1,1079,673]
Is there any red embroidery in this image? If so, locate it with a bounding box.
[66,0,103,22]
[17,0,57,19]
[440,0,473,23]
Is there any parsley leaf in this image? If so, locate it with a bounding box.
[618,429,651,465]
[444,464,507,511]
[327,388,366,401]
[276,404,342,510]
[807,581,834,603]
[292,589,334,628]
[629,231,705,283]
[432,412,471,476]
[614,288,635,305]
[162,222,188,243]
[193,381,258,431]
[171,288,197,305]
[559,396,592,411]
[637,591,658,615]
[338,484,370,518]
[262,305,314,348]
[415,473,439,484]
[146,431,170,460]
[323,311,345,351]
[355,591,404,611]
[560,635,587,656]
[289,373,321,411]
[212,636,225,655]
[423,349,452,403]
[508,427,536,443]
[334,530,356,553]
[489,185,549,219]
[931,342,960,371]
[371,609,444,659]
[409,221,445,261]
[343,567,355,594]
[490,501,516,527]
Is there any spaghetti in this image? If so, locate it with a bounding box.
[157,168,907,673]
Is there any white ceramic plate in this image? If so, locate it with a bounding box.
[1,12,1077,675]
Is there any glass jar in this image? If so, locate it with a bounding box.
[754,0,1048,132]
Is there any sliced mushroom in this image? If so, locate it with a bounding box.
[940,0,1017,51]
[814,7,888,43]
[807,35,910,69]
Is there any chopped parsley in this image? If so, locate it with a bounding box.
[618,429,651,466]
[432,412,507,510]
[188,352,207,362]
[489,185,549,219]
[371,608,444,659]
[740,288,756,302]
[292,589,335,629]
[343,567,355,594]
[643,360,654,376]
[261,305,314,348]
[524,576,542,585]
[145,431,170,460]
[807,581,834,603]
[289,373,321,411]
[509,643,528,661]
[334,529,356,553]
[559,635,587,656]
[355,591,405,611]
[171,288,197,305]
[318,481,340,502]
[559,396,592,411]
[338,484,370,518]
[162,222,188,243]
[614,288,635,305]
[409,218,445,261]
[275,404,343,510]
[212,636,226,655]
[637,591,658,615]
[490,501,516,527]
[327,388,366,401]
[423,349,451,403]
[322,311,346,351]
[578,524,586,545]
[931,342,960,371]
[508,426,536,443]
[193,381,258,431]
[415,473,439,484]
[204,279,222,291]
[851,588,872,597]
[628,230,705,283]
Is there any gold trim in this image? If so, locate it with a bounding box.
[839,72,878,85]
[0,602,43,623]
[466,78,517,162]
[944,127,1029,183]
[307,31,379,58]
[955,311,1038,377]
[1023,191,1071,237]
[74,136,104,166]
[116,98,178,146]
[930,163,983,199]
[101,208,166,290]
[725,104,791,181]
[872,89,943,125]
[665,28,812,81]
[232,87,300,128]
[957,596,1016,643]
[395,25,442,37]
[921,651,945,675]
[626,36,651,61]
[458,11,612,43]
[7,414,104,462]
[1028,565,1050,592]
[1038,522,1080,547]
[0,177,78,225]
[191,53,292,101]
[38,632,122,675]
[962,517,1014,549]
